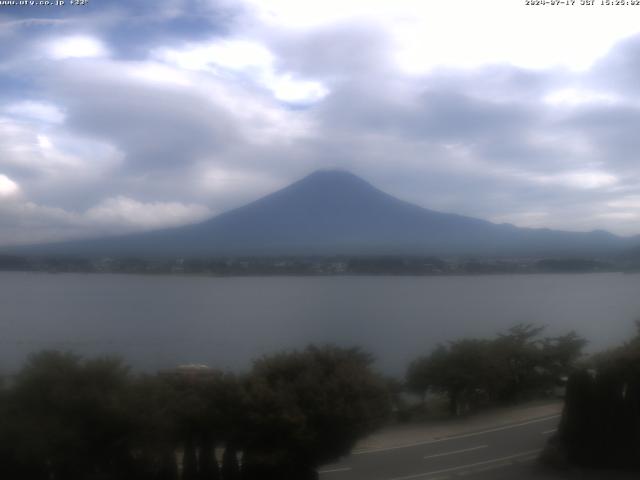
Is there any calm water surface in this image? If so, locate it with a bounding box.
[1,272,639,375]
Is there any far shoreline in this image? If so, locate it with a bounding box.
[0,268,629,279]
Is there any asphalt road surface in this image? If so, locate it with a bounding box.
[318,415,562,480]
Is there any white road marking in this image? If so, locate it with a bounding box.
[541,428,557,435]
[353,414,560,455]
[318,467,352,474]
[516,454,541,463]
[423,445,488,460]
[386,449,542,480]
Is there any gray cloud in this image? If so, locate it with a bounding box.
[269,22,394,80]
[590,34,640,95]
[2,3,640,244]
[48,61,239,173]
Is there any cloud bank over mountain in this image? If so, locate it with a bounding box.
[2,0,640,245]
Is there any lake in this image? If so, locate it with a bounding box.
[1,271,639,376]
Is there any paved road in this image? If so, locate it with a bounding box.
[318,415,561,480]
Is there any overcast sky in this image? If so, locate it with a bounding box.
[2,0,640,245]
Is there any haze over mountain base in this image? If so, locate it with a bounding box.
[4,170,638,258]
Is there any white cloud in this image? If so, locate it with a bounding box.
[37,135,53,150]
[265,73,328,103]
[127,62,192,87]
[0,116,122,177]
[607,196,640,210]
[0,195,213,246]
[0,196,94,246]
[543,88,620,107]
[48,35,109,59]
[0,174,19,197]
[531,170,618,190]
[174,39,274,70]
[4,101,66,124]
[154,39,329,104]
[597,211,638,220]
[244,0,640,72]
[84,196,212,230]
[193,166,285,201]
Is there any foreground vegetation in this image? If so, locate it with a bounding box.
[0,346,390,480]
[5,321,637,478]
[544,322,640,471]
[406,324,586,416]
[408,323,640,472]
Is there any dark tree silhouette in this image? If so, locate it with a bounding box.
[183,437,198,480]
[0,345,391,479]
[2,351,135,480]
[241,345,390,478]
[198,435,220,480]
[158,450,179,480]
[221,444,241,480]
[549,323,640,470]
[407,325,587,416]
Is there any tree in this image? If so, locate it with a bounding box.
[182,437,198,480]
[198,435,220,480]
[540,331,588,384]
[241,345,390,479]
[220,444,240,480]
[126,374,181,480]
[492,324,547,402]
[5,351,135,480]
[412,340,495,416]
[546,322,640,470]
[407,324,588,416]
[406,356,431,403]
[170,370,244,479]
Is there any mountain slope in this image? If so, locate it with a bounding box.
[6,170,637,257]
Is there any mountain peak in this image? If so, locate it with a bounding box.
[303,168,361,180]
[5,168,631,258]
[287,169,381,195]
[297,169,370,185]
[247,169,386,214]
